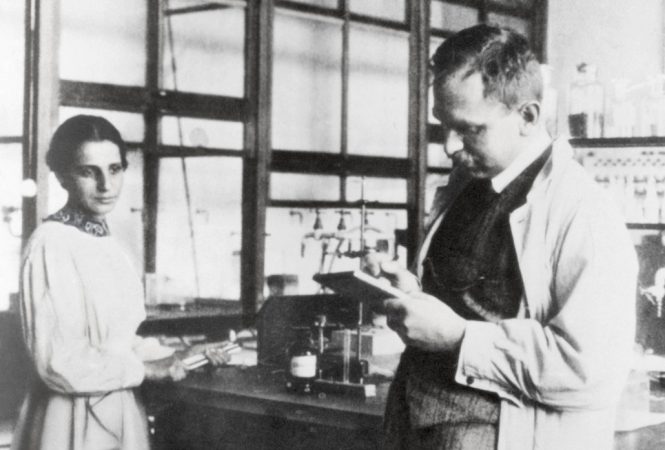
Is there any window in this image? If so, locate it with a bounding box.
[162,5,245,97]
[156,157,242,301]
[60,0,146,86]
[0,2,24,311]
[23,0,544,320]
[272,12,342,153]
[269,2,413,296]
[51,0,248,309]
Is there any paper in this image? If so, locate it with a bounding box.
[615,410,665,432]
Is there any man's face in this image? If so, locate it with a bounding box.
[59,140,125,219]
[432,70,523,178]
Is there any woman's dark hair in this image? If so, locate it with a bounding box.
[46,115,128,174]
[430,24,543,109]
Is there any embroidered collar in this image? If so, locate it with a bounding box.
[45,205,110,237]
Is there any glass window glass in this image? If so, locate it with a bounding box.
[161,116,244,149]
[265,207,407,295]
[350,0,405,22]
[346,177,407,204]
[273,11,342,152]
[162,5,245,97]
[156,157,243,302]
[59,107,145,143]
[348,25,408,157]
[488,13,530,38]
[427,143,453,169]
[426,173,449,215]
[0,145,23,310]
[430,1,478,31]
[0,2,24,137]
[270,173,341,201]
[60,0,146,86]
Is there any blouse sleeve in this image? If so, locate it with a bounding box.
[20,231,145,395]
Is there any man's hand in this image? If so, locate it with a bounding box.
[384,291,467,352]
[363,252,420,293]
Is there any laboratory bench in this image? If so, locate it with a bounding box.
[143,365,665,450]
[143,365,387,450]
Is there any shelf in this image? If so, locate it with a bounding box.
[570,137,665,148]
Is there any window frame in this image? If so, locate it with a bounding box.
[22,0,547,326]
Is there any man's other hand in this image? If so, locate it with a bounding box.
[384,291,467,353]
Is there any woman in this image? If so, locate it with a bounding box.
[12,115,187,450]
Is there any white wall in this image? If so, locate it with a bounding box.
[547,0,663,136]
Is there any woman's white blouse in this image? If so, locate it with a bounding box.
[20,221,146,394]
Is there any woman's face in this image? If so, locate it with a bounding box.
[59,140,124,219]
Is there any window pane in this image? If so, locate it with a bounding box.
[270,173,341,201]
[427,143,453,169]
[161,116,244,149]
[430,1,478,31]
[488,13,530,38]
[350,0,405,22]
[0,2,24,137]
[426,173,449,215]
[157,157,243,302]
[346,177,407,204]
[60,0,146,85]
[273,12,342,152]
[348,26,408,157]
[0,145,22,310]
[162,5,245,97]
[59,107,145,143]
[265,207,407,295]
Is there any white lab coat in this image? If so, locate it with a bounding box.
[420,138,637,450]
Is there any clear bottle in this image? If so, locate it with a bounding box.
[605,79,636,138]
[285,328,318,394]
[568,63,604,138]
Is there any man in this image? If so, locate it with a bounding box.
[367,24,637,450]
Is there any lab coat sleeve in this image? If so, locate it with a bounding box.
[454,194,638,411]
[20,233,145,395]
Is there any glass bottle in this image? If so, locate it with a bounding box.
[568,63,604,138]
[285,328,318,394]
